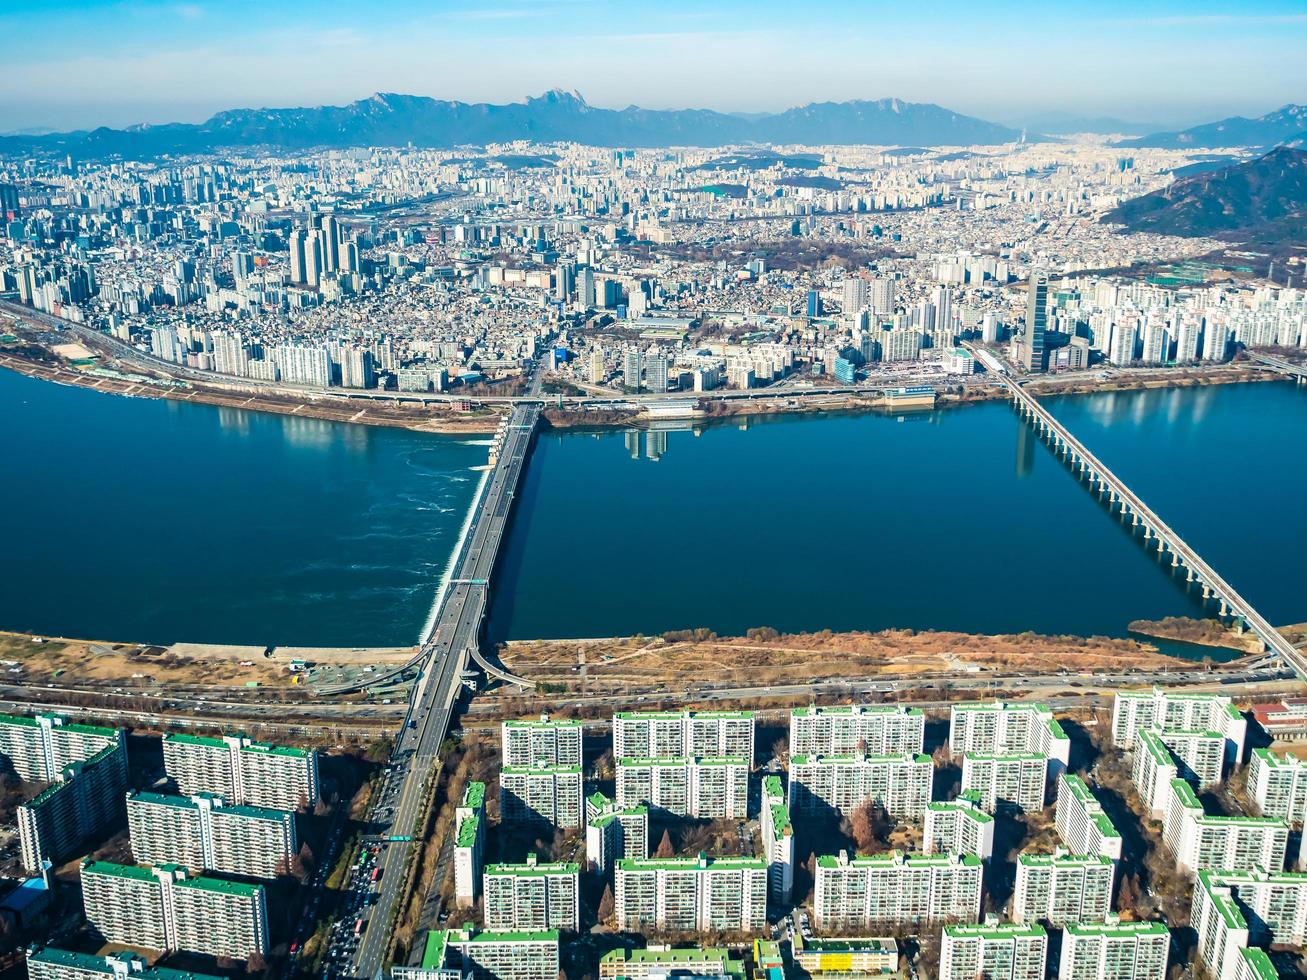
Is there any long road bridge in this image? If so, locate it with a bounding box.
[997,373,1306,678]
[349,392,540,980]
[1247,350,1307,382]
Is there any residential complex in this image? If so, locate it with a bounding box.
[1056,774,1123,861]
[499,764,583,828]
[80,859,269,960]
[0,713,124,782]
[950,702,1069,809]
[483,856,580,932]
[1162,779,1287,874]
[1192,869,1307,980]
[454,781,486,905]
[789,704,925,757]
[961,753,1048,812]
[760,775,794,903]
[161,732,319,811]
[1247,748,1307,826]
[395,927,559,980]
[501,716,583,768]
[940,922,1048,980]
[612,711,755,762]
[787,753,932,819]
[924,794,995,860]
[584,792,648,875]
[614,855,767,933]
[26,949,224,980]
[126,790,297,880]
[813,851,983,929]
[615,756,748,818]
[1112,689,1246,768]
[1059,920,1170,980]
[1011,851,1115,926]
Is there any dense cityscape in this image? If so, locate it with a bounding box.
[2,4,1307,980]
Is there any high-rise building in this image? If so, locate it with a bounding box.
[273,344,332,387]
[1012,851,1115,925]
[1113,689,1246,775]
[395,928,559,980]
[761,775,794,903]
[788,753,933,820]
[125,791,297,880]
[1055,774,1123,861]
[1248,748,1307,827]
[340,347,376,389]
[924,793,995,860]
[1162,778,1288,874]
[644,353,669,392]
[80,860,268,960]
[454,781,486,905]
[584,792,648,875]
[869,278,895,316]
[501,716,583,769]
[1021,271,1048,372]
[1060,921,1170,980]
[615,756,748,819]
[588,346,606,385]
[288,230,308,285]
[961,754,1049,813]
[161,733,319,812]
[483,855,579,932]
[26,948,225,980]
[499,764,582,828]
[614,855,767,933]
[813,851,983,929]
[623,349,643,391]
[940,922,1048,980]
[1192,869,1307,980]
[789,705,925,757]
[613,711,754,761]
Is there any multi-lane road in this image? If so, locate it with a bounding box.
[346,379,542,979]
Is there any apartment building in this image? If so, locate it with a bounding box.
[614,855,767,933]
[80,860,268,960]
[1056,774,1123,861]
[615,756,748,818]
[1248,748,1307,827]
[499,764,582,828]
[1162,779,1288,875]
[597,947,743,980]
[1132,730,1180,817]
[1012,851,1114,925]
[1156,729,1226,788]
[940,922,1048,980]
[761,775,794,903]
[948,702,1070,771]
[454,781,486,905]
[788,753,932,819]
[18,742,128,873]
[789,704,925,757]
[483,856,579,932]
[813,851,983,929]
[924,794,995,860]
[1192,869,1307,980]
[791,935,899,977]
[0,713,124,782]
[501,716,583,768]
[126,790,296,880]
[612,711,755,762]
[162,733,319,811]
[1112,689,1246,766]
[395,927,559,980]
[26,948,224,980]
[1059,920,1170,980]
[961,754,1047,812]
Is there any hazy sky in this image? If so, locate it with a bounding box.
[2,0,1305,133]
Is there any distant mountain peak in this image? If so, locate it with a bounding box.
[1125,104,1307,149]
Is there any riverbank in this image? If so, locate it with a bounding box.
[0,330,1281,436]
[1127,616,1264,654]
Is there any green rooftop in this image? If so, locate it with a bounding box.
[1064,921,1169,938]
[1238,947,1279,980]
[484,860,579,877]
[944,923,1046,938]
[174,873,264,898]
[616,855,766,872]
[770,802,792,838]
[457,813,480,849]
[816,851,981,868]
[463,781,485,810]
[81,860,159,884]
[27,948,224,980]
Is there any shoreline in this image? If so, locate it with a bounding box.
[0,341,1283,437]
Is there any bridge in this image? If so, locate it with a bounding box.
[997,373,1307,679]
[349,391,540,980]
[1247,350,1307,383]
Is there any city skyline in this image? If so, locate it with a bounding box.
[3,0,1306,133]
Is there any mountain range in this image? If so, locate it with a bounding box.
[1123,105,1307,149]
[1103,146,1307,243]
[0,90,1028,158]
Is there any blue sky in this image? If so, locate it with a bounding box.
[2,0,1305,132]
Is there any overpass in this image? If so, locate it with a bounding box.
[348,393,539,980]
[1247,350,1307,383]
[997,373,1307,679]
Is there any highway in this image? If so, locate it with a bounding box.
[345,371,543,980]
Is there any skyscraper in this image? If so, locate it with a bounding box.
[288,230,308,285]
[1022,272,1048,373]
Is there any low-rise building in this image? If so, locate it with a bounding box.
[614,855,767,933]
[788,753,932,819]
[924,793,995,860]
[1012,850,1114,925]
[760,775,794,903]
[454,781,486,905]
[1059,920,1170,980]
[394,927,559,980]
[791,934,899,977]
[1162,779,1288,875]
[80,860,268,960]
[597,946,744,980]
[940,922,1047,980]
[813,850,983,929]
[960,754,1048,812]
[499,764,582,828]
[789,704,925,757]
[483,855,579,932]
[1056,774,1123,861]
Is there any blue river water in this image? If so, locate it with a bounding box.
[2,366,1303,649]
